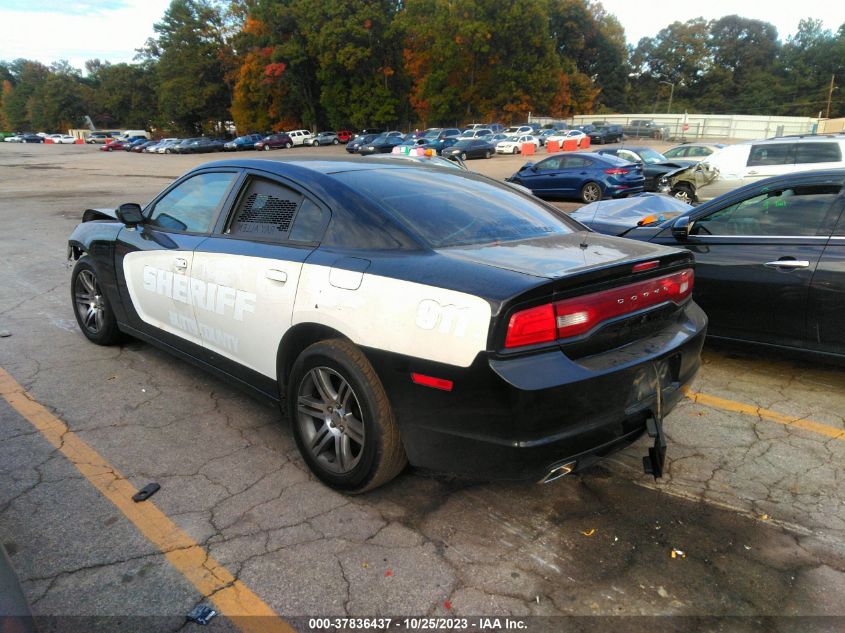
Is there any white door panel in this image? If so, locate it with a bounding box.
[123,250,202,345]
[191,252,303,377]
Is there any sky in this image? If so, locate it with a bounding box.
[1,0,844,71]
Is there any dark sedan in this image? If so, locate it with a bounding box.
[358,135,405,155]
[255,133,293,151]
[67,157,704,491]
[577,169,845,359]
[442,138,496,160]
[346,134,379,153]
[178,138,225,154]
[596,147,696,192]
[508,152,645,203]
[16,133,45,143]
[224,134,263,151]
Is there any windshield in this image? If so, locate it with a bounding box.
[504,127,520,134]
[335,169,575,248]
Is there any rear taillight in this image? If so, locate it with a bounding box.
[504,269,694,348]
[604,168,630,175]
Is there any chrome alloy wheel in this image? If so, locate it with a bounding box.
[297,367,365,474]
[74,270,105,334]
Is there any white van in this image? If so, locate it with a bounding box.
[287,129,314,146]
[666,135,845,203]
[119,129,150,140]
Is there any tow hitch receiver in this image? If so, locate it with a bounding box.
[642,415,667,479]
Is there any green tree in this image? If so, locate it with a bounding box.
[547,0,628,111]
[400,0,562,125]
[142,0,232,134]
[87,62,158,128]
[2,60,49,130]
[29,62,88,131]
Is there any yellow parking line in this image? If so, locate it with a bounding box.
[0,368,295,633]
[683,386,845,442]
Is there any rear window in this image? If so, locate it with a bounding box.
[335,169,576,248]
[748,143,793,166]
[795,143,842,164]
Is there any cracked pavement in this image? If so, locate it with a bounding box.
[1,144,844,631]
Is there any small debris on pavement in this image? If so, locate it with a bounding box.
[671,549,686,559]
[186,605,217,625]
[581,528,597,537]
[759,514,770,521]
[657,586,669,598]
[132,483,161,502]
[0,330,11,338]
[384,569,393,577]
[362,562,368,568]
[444,600,452,609]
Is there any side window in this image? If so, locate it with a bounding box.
[617,150,639,163]
[535,157,562,171]
[561,156,589,169]
[226,177,328,243]
[795,143,842,164]
[148,172,236,233]
[289,199,330,242]
[747,143,794,166]
[692,185,841,237]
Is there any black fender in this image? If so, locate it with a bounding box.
[67,219,127,322]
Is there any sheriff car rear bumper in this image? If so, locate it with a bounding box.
[370,301,706,482]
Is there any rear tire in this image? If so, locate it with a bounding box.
[581,182,602,203]
[288,339,407,493]
[285,142,293,149]
[485,150,491,159]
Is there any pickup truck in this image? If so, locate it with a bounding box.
[623,120,671,140]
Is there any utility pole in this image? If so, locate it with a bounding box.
[825,75,835,119]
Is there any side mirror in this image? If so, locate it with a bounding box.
[671,216,692,241]
[117,203,144,227]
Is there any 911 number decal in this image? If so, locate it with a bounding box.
[415,299,471,337]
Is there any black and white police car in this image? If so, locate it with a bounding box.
[68,157,706,492]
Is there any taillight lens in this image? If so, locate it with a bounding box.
[604,168,630,175]
[504,269,694,348]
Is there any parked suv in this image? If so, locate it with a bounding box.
[662,135,845,203]
[588,124,624,144]
[286,129,314,146]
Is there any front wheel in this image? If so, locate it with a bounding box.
[671,184,695,204]
[581,182,602,203]
[485,150,491,159]
[288,339,407,493]
[332,138,339,145]
[285,142,293,149]
[263,145,271,151]
[71,257,122,345]
[460,152,467,161]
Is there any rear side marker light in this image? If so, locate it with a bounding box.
[504,269,694,348]
[411,373,453,392]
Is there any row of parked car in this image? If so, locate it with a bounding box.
[492,134,845,361]
[3,132,76,143]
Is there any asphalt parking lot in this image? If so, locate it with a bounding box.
[1,142,844,633]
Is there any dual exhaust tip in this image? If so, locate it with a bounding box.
[538,461,577,484]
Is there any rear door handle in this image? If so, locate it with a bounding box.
[764,260,810,269]
[265,269,288,283]
[174,257,188,270]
